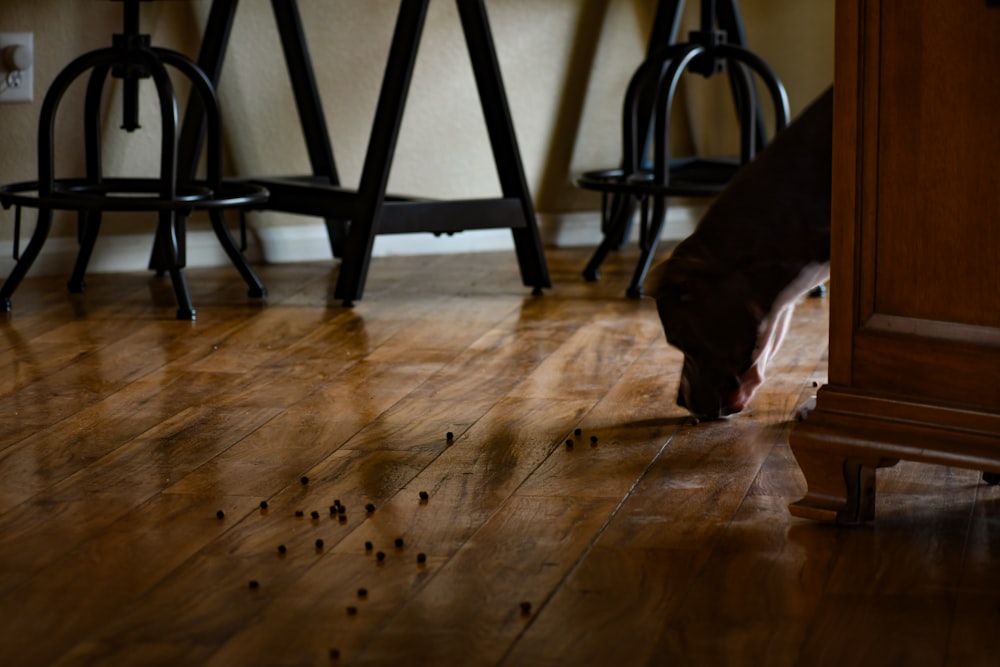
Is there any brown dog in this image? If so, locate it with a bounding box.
[648,87,832,420]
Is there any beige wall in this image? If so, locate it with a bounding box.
[0,0,832,253]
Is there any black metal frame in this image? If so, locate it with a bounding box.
[180,0,551,306]
[0,0,267,320]
[577,0,790,298]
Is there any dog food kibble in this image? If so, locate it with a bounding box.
[311,511,320,520]
[346,606,358,616]
[590,435,598,446]
[446,431,454,441]
[259,500,268,510]
[376,551,386,562]
[329,648,340,661]
[338,505,347,515]
[365,503,376,513]
[329,505,337,515]
[364,541,374,551]
[565,439,574,449]
[574,428,582,436]
[394,537,404,548]
[248,580,260,590]
[520,601,532,615]
[812,380,819,388]
[357,588,368,598]
[315,538,324,550]
[300,476,309,485]
[338,514,347,523]
[295,510,304,517]
[419,491,429,501]
[216,510,225,520]
[417,552,427,564]
[278,544,287,554]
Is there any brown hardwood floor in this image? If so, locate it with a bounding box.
[1,247,997,666]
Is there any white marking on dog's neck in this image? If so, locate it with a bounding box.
[748,261,830,383]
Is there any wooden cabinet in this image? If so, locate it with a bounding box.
[789,0,1000,523]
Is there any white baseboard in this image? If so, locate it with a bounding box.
[258,205,702,262]
[0,228,263,280]
[0,205,702,277]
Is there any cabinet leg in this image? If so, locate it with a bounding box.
[789,447,882,524]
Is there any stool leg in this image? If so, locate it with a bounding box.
[68,211,102,293]
[627,195,667,299]
[153,211,196,321]
[1,208,53,312]
[209,209,267,299]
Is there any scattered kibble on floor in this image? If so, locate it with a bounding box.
[417,553,427,564]
[419,491,429,501]
[300,476,309,485]
[394,537,404,548]
[311,511,320,520]
[364,541,374,551]
[216,510,225,520]
[365,503,376,513]
[295,510,304,517]
[278,544,287,555]
[315,538,324,550]
[376,551,386,562]
[520,601,531,615]
[248,580,260,590]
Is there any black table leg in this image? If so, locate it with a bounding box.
[334,0,431,305]
[270,0,348,258]
[456,0,551,293]
[178,0,238,180]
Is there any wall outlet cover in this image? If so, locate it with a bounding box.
[0,32,34,103]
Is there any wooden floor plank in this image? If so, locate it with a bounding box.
[0,248,994,667]
[505,294,830,666]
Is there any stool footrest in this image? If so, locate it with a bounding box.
[576,157,741,198]
[0,178,268,213]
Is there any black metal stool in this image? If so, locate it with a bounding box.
[0,0,268,320]
[577,0,790,298]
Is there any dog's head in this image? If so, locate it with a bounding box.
[651,252,766,421]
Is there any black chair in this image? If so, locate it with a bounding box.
[0,0,268,320]
[577,0,790,298]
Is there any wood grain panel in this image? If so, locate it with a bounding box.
[872,2,1000,327]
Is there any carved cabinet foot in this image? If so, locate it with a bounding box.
[788,447,879,524]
